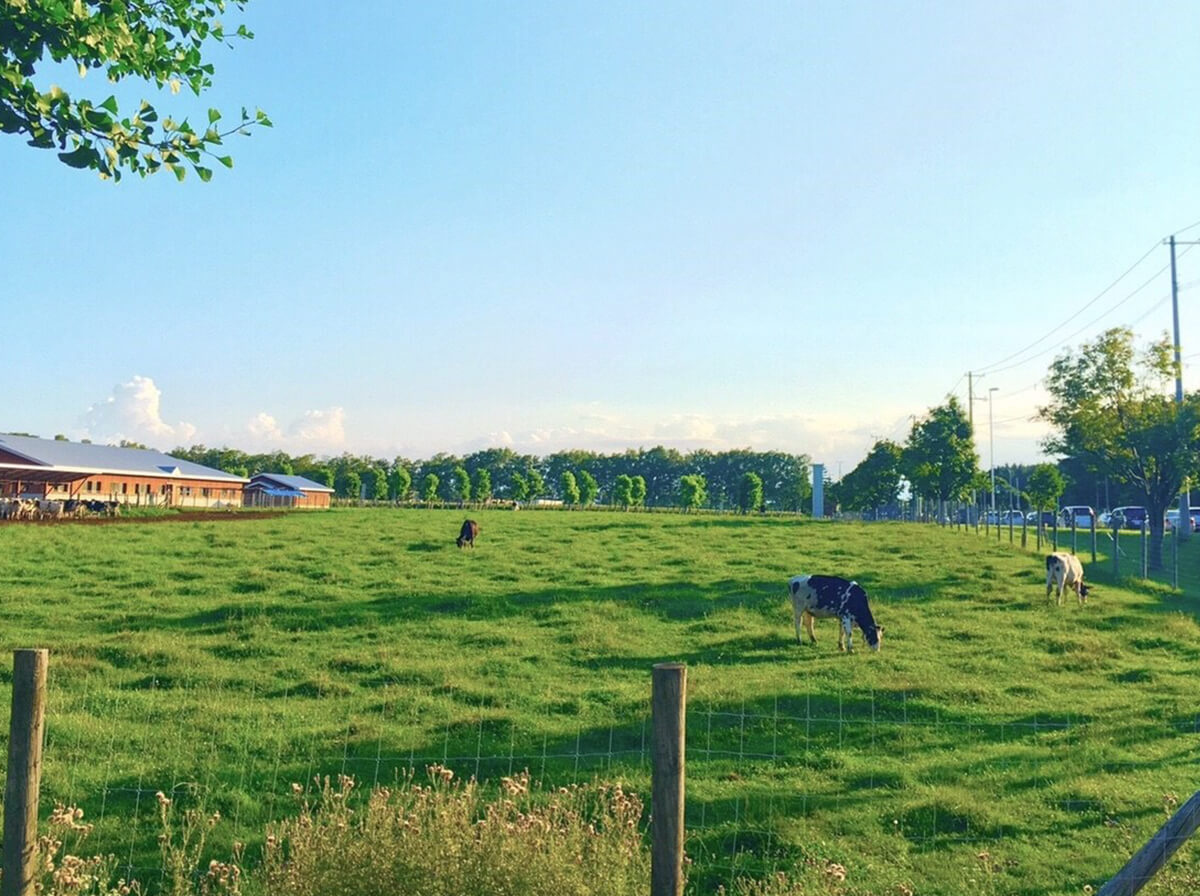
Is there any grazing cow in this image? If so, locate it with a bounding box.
[789,575,883,652]
[456,519,480,548]
[12,499,38,520]
[1045,552,1089,605]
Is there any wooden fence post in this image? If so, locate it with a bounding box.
[3,649,48,896]
[652,663,686,896]
[1098,789,1200,896]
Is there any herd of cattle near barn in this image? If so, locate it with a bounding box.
[0,433,333,512]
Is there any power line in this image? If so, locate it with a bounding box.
[973,241,1162,375]
[978,257,1188,377]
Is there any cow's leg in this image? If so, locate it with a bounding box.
[802,610,817,645]
[839,615,853,652]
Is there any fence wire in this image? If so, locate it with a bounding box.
[35,675,1198,890]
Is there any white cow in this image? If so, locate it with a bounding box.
[1045,552,1088,605]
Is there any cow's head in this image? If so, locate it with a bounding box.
[867,625,884,651]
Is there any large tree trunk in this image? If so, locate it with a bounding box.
[1148,504,1168,571]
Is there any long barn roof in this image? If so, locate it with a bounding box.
[0,434,247,483]
[249,473,334,493]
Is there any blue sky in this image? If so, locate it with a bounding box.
[4,0,1199,472]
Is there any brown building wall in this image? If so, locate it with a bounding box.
[3,474,243,507]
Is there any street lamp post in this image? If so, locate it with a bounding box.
[989,387,998,516]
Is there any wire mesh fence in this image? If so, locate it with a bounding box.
[34,672,1200,890]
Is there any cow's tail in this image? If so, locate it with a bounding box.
[1045,554,1055,571]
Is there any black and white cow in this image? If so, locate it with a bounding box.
[1045,552,1088,605]
[789,574,883,652]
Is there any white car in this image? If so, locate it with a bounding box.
[1060,505,1096,529]
[1166,507,1200,532]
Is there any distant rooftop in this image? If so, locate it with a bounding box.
[0,434,247,482]
[249,472,334,493]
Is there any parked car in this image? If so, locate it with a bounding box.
[1027,510,1057,527]
[1060,505,1096,529]
[1109,506,1148,530]
[1164,507,1200,532]
[999,509,1024,525]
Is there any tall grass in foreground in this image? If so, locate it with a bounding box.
[30,776,1200,896]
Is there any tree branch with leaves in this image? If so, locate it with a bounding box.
[1,0,270,181]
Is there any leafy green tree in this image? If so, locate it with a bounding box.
[1025,464,1065,527]
[0,0,271,181]
[840,440,903,518]
[631,475,647,508]
[421,473,440,504]
[737,472,764,513]
[1040,327,1200,569]
[474,468,492,503]
[391,465,412,502]
[338,470,362,501]
[560,471,580,506]
[902,398,980,519]
[613,474,634,509]
[678,474,707,512]
[526,469,546,504]
[365,467,388,501]
[451,466,471,503]
[509,472,529,503]
[577,470,598,506]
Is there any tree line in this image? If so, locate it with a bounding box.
[168,445,813,513]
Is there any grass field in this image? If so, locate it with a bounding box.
[2,508,1200,895]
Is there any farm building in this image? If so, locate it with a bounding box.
[243,473,333,509]
[0,434,246,507]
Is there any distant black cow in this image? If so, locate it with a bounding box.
[789,574,883,652]
[457,519,480,548]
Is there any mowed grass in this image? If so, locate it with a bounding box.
[1,509,1200,895]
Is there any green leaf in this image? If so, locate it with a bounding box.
[82,108,111,129]
[216,155,233,168]
[208,108,220,124]
[100,95,118,115]
[196,165,212,182]
[58,145,95,169]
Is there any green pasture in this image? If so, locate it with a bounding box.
[1,509,1199,895]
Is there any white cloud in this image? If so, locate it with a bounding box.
[288,408,346,450]
[247,412,284,442]
[79,376,196,448]
[240,407,347,455]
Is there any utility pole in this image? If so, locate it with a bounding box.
[1167,235,1197,540]
[968,371,986,525]
[989,387,998,515]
